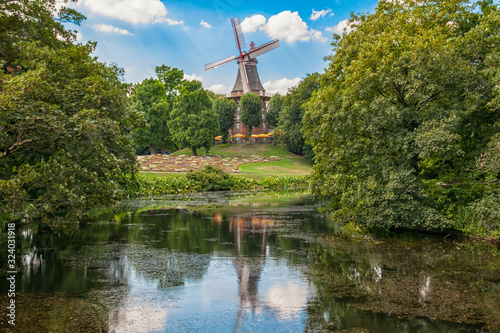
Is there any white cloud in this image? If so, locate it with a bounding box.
[309,28,327,43]
[326,19,355,34]
[263,11,309,43]
[242,11,326,44]
[207,84,228,94]
[80,0,183,25]
[75,31,84,41]
[263,77,301,95]
[162,18,184,25]
[184,73,203,82]
[93,24,133,35]
[200,20,212,28]
[310,8,332,21]
[241,14,267,33]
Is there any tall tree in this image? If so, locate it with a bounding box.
[1,0,85,70]
[239,92,262,144]
[129,78,173,154]
[0,0,142,232]
[276,73,319,160]
[265,93,282,129]
[168,81,218,156]
[0,41,142,232]
[213,98,237,144]
[303,0,499,233]
[155,65,184,99]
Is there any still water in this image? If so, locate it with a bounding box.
[1,191,499,332]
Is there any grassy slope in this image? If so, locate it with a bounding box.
[161,144,313,179]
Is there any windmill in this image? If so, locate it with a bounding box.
[204,17,280,94]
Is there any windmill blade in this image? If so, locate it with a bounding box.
[247,39,280,59]
[231,17,246,53]
[204,55,236,71]
[238,61,251,93]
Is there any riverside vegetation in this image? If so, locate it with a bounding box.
[1,0,499,242]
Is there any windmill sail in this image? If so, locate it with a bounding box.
[247,39,280,59]
[231,17,246,52]
[205,55,236,71]
[238,61,251,93]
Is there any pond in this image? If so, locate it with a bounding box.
[1,191,499,332]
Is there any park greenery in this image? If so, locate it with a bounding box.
[168,80,219,156]
[274,73,320,161]
[303,0,500,238]
[0,0,141,232]
[265,93,282,129]
[213,98,237,144]
[240,92,263,143]
[1,0,499,241]
[129,78,173,154]
[128,171,309,197]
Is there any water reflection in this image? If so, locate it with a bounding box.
[0,192,498,332]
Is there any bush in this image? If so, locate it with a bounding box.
[186,165,231,191]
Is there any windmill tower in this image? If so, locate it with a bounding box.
[205,17,279,137]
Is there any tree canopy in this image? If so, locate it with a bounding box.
[239,92,262,143]
[168,81,218,156]
[0,0,141,232]
[265,93,282,129]
[303,0,500,235]
[213,98,237,144]
[275,73,319,160]
[129,78,174,154]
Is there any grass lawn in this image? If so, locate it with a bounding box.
[162,144,312,179]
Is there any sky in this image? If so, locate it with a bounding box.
[65,0,383,94]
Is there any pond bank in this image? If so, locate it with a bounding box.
[1,191,499,332]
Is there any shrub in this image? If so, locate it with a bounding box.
[186,165,231,191]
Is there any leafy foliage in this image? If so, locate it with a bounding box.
[275,73,319,160]
[186,165,231,191]
[129,78,174,154]
[213,98,237,144]
[304,0,500,234]
[124,173,309,196]
[168,81,219,156]
[0,42,141,232]
[0,0,85,70]
[265,93,282,129]
[239,92,262,143]
[155,65,184,98]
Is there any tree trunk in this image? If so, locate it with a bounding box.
[247,127,253,145]
[149,144,156,155]
[192,147,197,156]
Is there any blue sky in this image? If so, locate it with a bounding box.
[67,0,381,94]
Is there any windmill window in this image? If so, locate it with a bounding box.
[236,123,240,129]
[237,115,240,120]
[263,123,266,129]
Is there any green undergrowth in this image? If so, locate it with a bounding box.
[120,167,309,197]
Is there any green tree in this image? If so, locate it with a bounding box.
[239,92,262,144]
[168,81,218,156]
[1,0,85,70]
[303,0,500,232]
[0,42,142,232]
[129,78,173,154]
[155,65,184,101]
[276,73,319,160]
[265,93,282,129]
[213,98,237,144]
